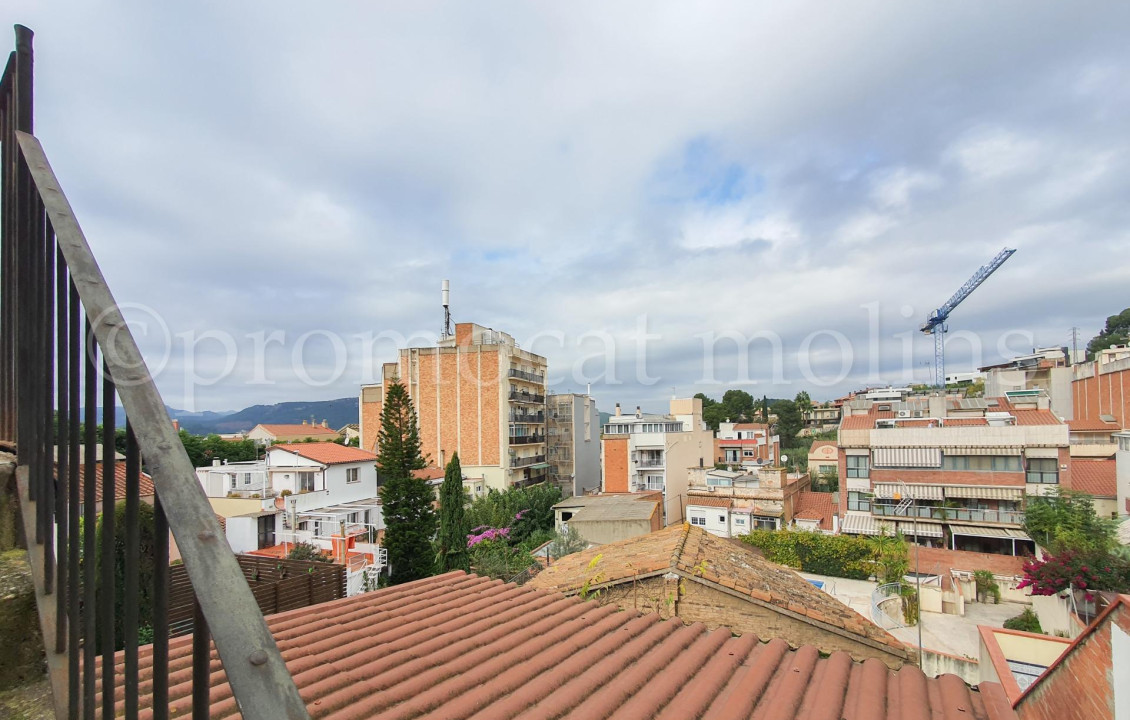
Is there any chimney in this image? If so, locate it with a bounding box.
[172,419,180,432]
[615,403,622,416]
[321,419,328,428]
[302,419,308,426]
[212,459,221,467]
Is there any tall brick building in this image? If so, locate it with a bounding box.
[359,322,548,492]
[1072,350,1130,429]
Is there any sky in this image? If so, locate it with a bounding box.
[5,2,1129,414]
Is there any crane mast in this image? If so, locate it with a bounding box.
[921,247,1017,388]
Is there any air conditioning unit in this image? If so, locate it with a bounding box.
[897,410,911,418]
[913,411,923,418]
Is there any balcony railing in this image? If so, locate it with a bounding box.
[508,368,545,384]
[635,456,663,468]
[510,454,547,468]
[509,434,545,445]
[873,504,1024,525]
[509,390,546,404]
[0,26,306,720]
[510,411,545,424]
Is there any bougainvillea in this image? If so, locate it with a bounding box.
[1017,550,1130,598]
[467,526,510,548]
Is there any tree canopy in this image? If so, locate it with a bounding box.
[436,453,470,573]
[1087,307,1130,360]
[771,399,803,448]
[377,381,436,584]
[1023,488,1115,554]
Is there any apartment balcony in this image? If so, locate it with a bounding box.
[872,504,1024,526]
[635,458,664,469]
[509,390,546,404]
[510,411,545,424]
[511,454,548,468]
[509,434,545,445]
[508,368,546,384]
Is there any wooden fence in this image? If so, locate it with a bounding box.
[167,555,346,637]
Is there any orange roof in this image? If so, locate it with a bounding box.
[57,462,156,505]
[685,495,734,509]
[841,415,874,430]
[1068,459,1116,498]
[1011,409,1062,426]
[270,443,378,466]
[413,466,446,481]
[257,423,341,437]
[528,525,910,660]
[809,440,837,452]
[1067,418,1119,432]
[793,491,838,531]
[100,572,1016,719]
[733,423,769,431]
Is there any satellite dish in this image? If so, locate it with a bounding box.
[780,454,789,464]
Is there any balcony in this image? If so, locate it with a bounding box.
[511,454,547,468]
[510,411,545,424]
[509,390,546,404]
[508,368,545,384]
[509,434,545,445]
[635,458,664,469]
[872,504,1024,525]
[0,28,305,719]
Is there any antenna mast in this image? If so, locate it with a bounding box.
[441,280,452,339]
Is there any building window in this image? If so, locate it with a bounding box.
[645,475,664,491]
[346,467,359,484]
[942,455,1021,472]
[690,516,706,526]
[846,455,869,478]
[743,450,755,458]
[752,517,777,531]
[243,473,252,485]
[229,475,237,490]
[1026,458,1059,484]
[733,517,746,526]
[299,472,315,493]
[718,515,726,523]
[848,491,872,512]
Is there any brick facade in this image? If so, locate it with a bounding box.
[1072,362,1130,428]
[602,436,629,492]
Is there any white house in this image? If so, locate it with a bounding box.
[196,459,268,498]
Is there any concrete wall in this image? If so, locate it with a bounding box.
[1031,594,1082,639]
[686,504,732,538]
[920,649,979,685]
[569,518,654,546]
[225,516,259,553]
[573,395,601,496]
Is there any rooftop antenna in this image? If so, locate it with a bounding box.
[441,279,452,339]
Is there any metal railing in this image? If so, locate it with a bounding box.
[0,26,308,720]
[509,434,545,445]
[509,411,545,424]
[509,390,545,404]
[510,454,547,468]
[872,503,1024,525]
[507,368,545,384]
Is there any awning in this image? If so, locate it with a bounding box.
[872,447,941,468]
[944,486,1024,501]
[950,526,1032,540]
[842,514,881,535]
[897,521,943,538]
[938,446,1020,456]
[526,462,550,470]
[874,483,943,501]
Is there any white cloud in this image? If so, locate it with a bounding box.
[870,167,943,210]
[945,126,1044,181]
[678,207,800,251]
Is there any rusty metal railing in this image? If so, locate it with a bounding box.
[1,25,309,720]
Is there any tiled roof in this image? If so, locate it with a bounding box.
[808,440,836,452]
[103,572,1016,719]
[685,495,734,509]
[412,466,446,481]
[1067,418,1119,432]
[1011,409,1062,426]
[56,462,156,505]
[258,423,341,437]
[528,525,910,659]
[1068,459,1116,498]
[841,414,874,430]
[733,422,769,430]
[941,417,990,427]
[270,443,378,466]
[793,491,837,531]
[214,514,226,532]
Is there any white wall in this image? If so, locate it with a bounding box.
[225,516,259,553]
[687,505,731,538]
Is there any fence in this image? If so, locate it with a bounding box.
[167,556,346,637]
[0,25,307,719]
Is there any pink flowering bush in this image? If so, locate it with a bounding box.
[1017,550,1130,597]
[467,526,510,548]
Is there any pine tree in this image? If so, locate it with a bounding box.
[377,381,436,584]
[436,452,470,574]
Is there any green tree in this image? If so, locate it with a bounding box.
[377,381,436,584]
[721,389,755,422]
[95,500,157,651]
[1024,488,1115,554]
[794,391,812,414]
[772,399,803,448]
[437,453,471,573]
[1087,307,1130,360]
[286,542,330,563]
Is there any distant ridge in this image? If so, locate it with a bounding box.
[173,397,358,434]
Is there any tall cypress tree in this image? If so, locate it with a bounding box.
[377,381,436,584]
[436,452,470,574]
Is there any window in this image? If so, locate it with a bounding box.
[299,472,315,493]
[1026,458,1059,484]
[848,491,872,512]
[942,455,1021,472]
[243,472,252,485]
[743,450,755,458]
[752,517,777,531]
[229,475,237,490]
[346,467,360,484]
[733,517,747,526]
[718,515,726,523]
[690,516,706,526]
[706,476,733,487]
[846,455,869,478]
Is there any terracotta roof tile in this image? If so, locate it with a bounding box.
[1067,459,1116,498]
[56,462,156,505]
[1067,418,1119,432]
[1011,409,1062,426]
[270,444,378,466]
[528,525,911,662]
[793,491,837,531]
[412,465,446,481]
[841,415,874,430]
[809,440,837,451]
[99,572,1016,719]
[258,423,341,437]
[686,495,734,509]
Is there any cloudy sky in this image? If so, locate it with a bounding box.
[5,2,1129,414]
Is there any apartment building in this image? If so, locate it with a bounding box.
[546,392,601,497]
[714,422,779,468]
[837,391,1070,556]
[1072,347,1130,429]
[982,347,1073,420]
[684,465,809,537]
[601,397,713,525]
[359,322,548,492]
[803,404,842,429]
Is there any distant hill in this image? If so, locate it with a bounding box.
[176,397,358,434]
